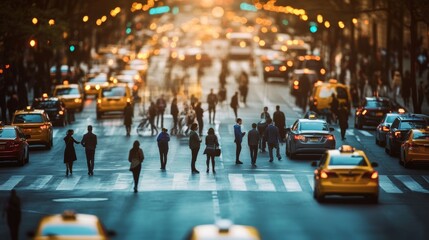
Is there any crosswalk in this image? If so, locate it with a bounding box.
[1,173,428,193]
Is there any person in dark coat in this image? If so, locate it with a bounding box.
[3,189,21,240]
[299,74,311,112]
[337,104,349,140]
[170,98,179,135]
[258,106,271,152]
[207,88,218,124]
[156,95,167,128]
[329,93,339,124]
[238,71,249,104]
[157,128,170,170]
[148,101,158,136]
[124,102,133,136]
[128,140,144,193]
[234,118,245,164]
[264,118,281,162]
[204,127,219,173]
[6,94,19,123]
[247,123,260,167]
[230,91,239,119]
[81,125,97,176]
[64,129,80,176]
[189,123,201,173]
[194,101,204,136]
[273,105,286,141]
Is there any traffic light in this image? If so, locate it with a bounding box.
[126,22,132,35]
[69,45,76,52]
[309,21,318,33]
[149,6,170,15]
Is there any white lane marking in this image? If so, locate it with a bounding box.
[0,176,25,191]
[53,198,108,202]
[355,136,361,142]
[281,175,302,192]
[199,174,217,191]
[254,174,276,191]
[172,173,189,190]
[346,129,354,136]
[306,175,314,190]
[215,122,224,169]
[228,174,247,191]
[211,191,221,221]
[104,126,117,136]
[113,173,132,190]
[423,176,429,184]
[395,175,429,193]
[78,177,101,190]
[27,175,52,190]
[379,175,402,193]
[358,130,373,137]
[53,129,60,138]
[56,176,81,190]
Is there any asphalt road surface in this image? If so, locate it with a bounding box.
[1,58,429,240]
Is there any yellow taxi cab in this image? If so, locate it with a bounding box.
[96,83,132,119]
[84,73,109,96]
[309,79,352,114]
[400,128,429,168]
[312,145,379,203]
[28,210,115,240]
[186,220,261,240]
[11,107,53,149]
[53,81,84,112]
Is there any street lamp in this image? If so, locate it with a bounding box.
[32,17,38,25]
[82,15,89,23]
[29,39,37,47]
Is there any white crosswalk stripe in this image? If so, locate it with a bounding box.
[1,173,428,193]
[358,130,373,137]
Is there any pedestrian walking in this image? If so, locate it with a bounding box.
[218,86,227,105]
[148,101,158,136]
[234,118,245,164]
[6,93,18,123]
[238,71,249,104]
[329,93,339,124]
[81,125,97,176]
[204,127,219,173]
[128,140,144,193]
[247,123,260,167]
[391,70,401,103]
[299,73,311,112]
[258,107,271,152]
[264,118,281,162]
[230,91,239,119]
[190,94,198,108]
[338,104,349,140]
[157,128,170,170]
[273,105,286,141]
[170,98,179,135]
[124,102,133,136]
[189,123,201,173]
[3,189,21,240]
[195,101,204,136]
[156,95,167,128]
[207,88,218,124]
[64,129,80,176]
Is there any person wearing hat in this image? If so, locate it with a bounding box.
[157,128,170,170]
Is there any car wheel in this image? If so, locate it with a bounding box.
[366,194,378,204]
[25,149,29,163]
[375,137,379,145]
[357,120,363,129]
[399,152,404,166]
[46,139,52,150]
[315,187,324,202]
[379,140,385,147]
[404,159,412,168]
[17,154,25,166]
[285,143,290,157]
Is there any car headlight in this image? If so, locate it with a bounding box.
[74,98,82,103]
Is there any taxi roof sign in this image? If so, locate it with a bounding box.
[339,145,355,153]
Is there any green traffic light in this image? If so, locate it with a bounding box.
[310,26,318,33]
[69,45,75,52]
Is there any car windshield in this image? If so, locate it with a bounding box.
[300,122,328,131]
[329,155,368,166]
[413,132,429,140]
[0,129,16,138]
[55,88,79,95]
[366,100,390,108]
[102,87,126,97]
[41,224,99,236]
[13,114,43,123]
[399,120,426,130]
[318,86,335,98]
[89,77,107,83]
[33,101,60,109]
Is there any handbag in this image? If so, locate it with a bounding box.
[214,147,221,157]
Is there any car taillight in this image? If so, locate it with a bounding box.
[294,135,305,141]
[6,140,20,149]
[40,125,47,130]
[326,135,335,140]
[362,171,378,179]
[394,131,401,138]
[320,170,337,179]
[59,110,64,115]
[362,110,368,115]
[382,126,389,132]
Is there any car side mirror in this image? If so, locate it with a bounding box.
[311,161,318,167]
[371,162,378,167]
[107,230,116,237]
[329,127,335,132]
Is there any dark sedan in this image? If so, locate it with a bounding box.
[355,97,404,129]
[0,125,29,166]
[32,97,68,126]
[375,113,401,146]
[262,59,290,82]
[285,119,336,159]
[385,114,428,156]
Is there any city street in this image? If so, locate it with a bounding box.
[1,58,429,239]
